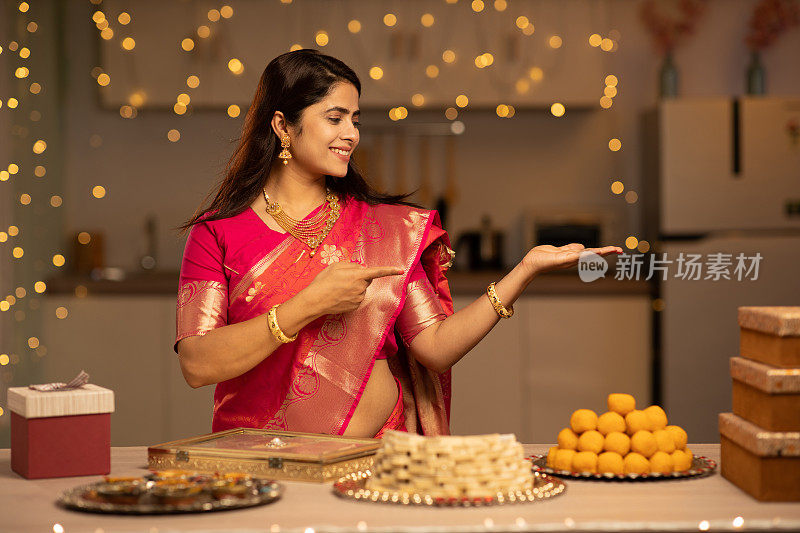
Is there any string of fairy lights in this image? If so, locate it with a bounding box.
[0,0,647,418]
[82,0,642,244]
[0,1,48,418]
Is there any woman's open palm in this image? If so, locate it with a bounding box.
[522,243,623,276]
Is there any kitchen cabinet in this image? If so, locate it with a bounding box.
[450,295,652,443]
[40,296,214,446]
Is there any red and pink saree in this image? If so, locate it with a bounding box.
[174,197,455,437]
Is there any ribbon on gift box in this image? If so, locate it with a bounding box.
[29,370,90,392]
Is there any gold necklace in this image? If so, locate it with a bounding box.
[263,187,341,257]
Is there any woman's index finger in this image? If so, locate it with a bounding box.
[360,266,405,280]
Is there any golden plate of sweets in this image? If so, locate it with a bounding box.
[530,454,716,481]
[333,469,566,507]
[531,394,718,481]
[57,470,282,514]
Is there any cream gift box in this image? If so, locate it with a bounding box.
[8,384,114,479]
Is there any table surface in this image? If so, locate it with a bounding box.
[1,444,798,533]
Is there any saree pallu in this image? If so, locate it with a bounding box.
[175,197,455,436]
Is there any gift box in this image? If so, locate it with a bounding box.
[719,412,800,502]
[731,356,800,431]
[8,384,114,479]
[148,428,379,483]
[738,306,800,368]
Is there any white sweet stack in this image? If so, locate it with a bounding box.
[366,430,533,498]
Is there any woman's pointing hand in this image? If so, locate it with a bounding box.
[299,262,404,316]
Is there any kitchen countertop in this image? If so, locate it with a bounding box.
[1,444,797,532]
[45,270,654,297]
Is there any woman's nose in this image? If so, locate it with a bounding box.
[341,121,358,140]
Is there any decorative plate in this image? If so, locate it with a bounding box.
[57,479,282,515]
[529,454,717,480]
[332,469,566,507]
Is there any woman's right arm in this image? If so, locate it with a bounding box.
[177,289,319,388]
[177,261,403,388]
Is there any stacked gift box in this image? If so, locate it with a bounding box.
[719,306,800,502]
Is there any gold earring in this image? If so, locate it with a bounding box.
[278,132,292,165]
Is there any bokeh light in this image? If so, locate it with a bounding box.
[348,20,361,33]
[227,58,244,75]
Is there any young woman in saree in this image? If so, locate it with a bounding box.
[175,50,622,439]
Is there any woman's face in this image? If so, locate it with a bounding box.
[287,82,360,179]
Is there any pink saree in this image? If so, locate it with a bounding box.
[175,197,455,436]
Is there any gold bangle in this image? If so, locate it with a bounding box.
[267,304,298,343]
[486,282,514,319]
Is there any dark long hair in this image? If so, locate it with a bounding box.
[179,49,416,233]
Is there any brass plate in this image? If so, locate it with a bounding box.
[333,470,566,506]
[530,454,717,480]
[57,480,282,515]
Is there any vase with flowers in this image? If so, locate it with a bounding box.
[640,0,707,98]
[745,0,800,95]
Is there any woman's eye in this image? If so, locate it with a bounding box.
[329,117,360,128]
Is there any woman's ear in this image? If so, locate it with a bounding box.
[270,111,288,139]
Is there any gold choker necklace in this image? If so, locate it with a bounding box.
[263,187,341,257]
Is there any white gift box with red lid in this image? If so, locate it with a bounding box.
[8,384,114,479]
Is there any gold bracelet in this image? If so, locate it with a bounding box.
[267,304,298,343]
[486,282,514,319]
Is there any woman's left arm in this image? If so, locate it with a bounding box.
[407,243,622,374]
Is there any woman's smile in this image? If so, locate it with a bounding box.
[330,146,351,161]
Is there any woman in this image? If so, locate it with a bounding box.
[175,49,622,439]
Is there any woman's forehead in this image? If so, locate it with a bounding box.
[318,83,359,112]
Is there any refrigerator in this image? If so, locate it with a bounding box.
[642,97,800,442]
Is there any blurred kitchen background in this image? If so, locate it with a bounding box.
[0,0,798,448]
